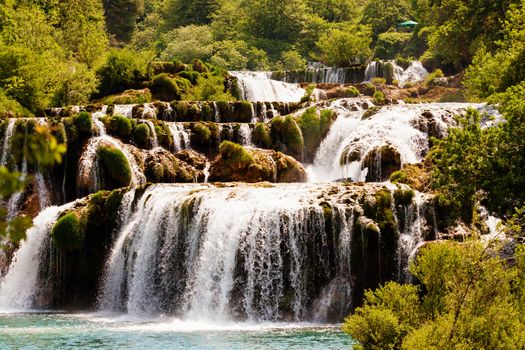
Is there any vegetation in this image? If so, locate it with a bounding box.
[218,141,254,164]
[344,241,525,349]
[96,145,132,188]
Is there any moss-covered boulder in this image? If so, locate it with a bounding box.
[51,212,83,252]
[363,145,402,182]
[96,144,132,189]
[390,163,430,192]
[107,114,132,139]
[132,123,152,148]
[209,141,306,183]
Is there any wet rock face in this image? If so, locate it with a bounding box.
[209,143,307,183]
[145,148,205,183]
[363,145,402,182]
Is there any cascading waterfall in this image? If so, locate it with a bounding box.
[92,106,107,136]
[167,123,191,152]
[140,120,159,148]
[97,184,362,321]
[307,101,481,182]
[77,135,146,194]
[231,71,305,102]
[0,202,75,310]
[364,61,429,87]
[113,105,134,118]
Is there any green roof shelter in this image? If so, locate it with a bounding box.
[399,20,419,27]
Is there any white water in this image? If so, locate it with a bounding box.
[98,184,357,322]
[231,71,305,102]
[0,119,16,166]
[140,120,158,148]
[0,203,75,310]
[308,101,480,182]
[77,135,146,194]
[365,61,429,87]
[238,124,253,146]
[92,106,108,136]
[167,123,191,152]
[114,105,134,118]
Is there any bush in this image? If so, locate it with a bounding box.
[374,32,413,60]
[279,50,307,70]
[103,89,152,105]
[96,145,132,188]
[96,49,152,96]
[192,122,211,145]
[219,141,253,164]
[178,70,200,85]
[51,212,83,251]
[184,75,234,101]
[132,123,151,148]
[108,114,132,138]
[424,69,445,87]
[73,111,92,133]
[316,25,372,66]
[373,90,385,104]
[0,89,30,117]
[151,74,181,101]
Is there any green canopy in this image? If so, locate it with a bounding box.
[399,20,419,27]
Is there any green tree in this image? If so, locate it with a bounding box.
[160,25,214,63]
[316,24,372,66]
[103,0,144,43]
[361,0,413,40]
[163,0,220,28]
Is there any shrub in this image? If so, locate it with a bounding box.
[192,59,209,73]
[300,84,316,103]
[219,141,253,164]
[96,49,152,96]
[150,74,181,101]
[424,69,445,86]
[103,89,152,105]
[178,70,200,85]
[374,32,413,60]
[364,83,376,96]
[108,114,132,138]
[96,145,132,188]
[192,122,211,145]
[51,212,83,251]
[132,123,151,148]
[373,90,385,104]
[73,111,92,133]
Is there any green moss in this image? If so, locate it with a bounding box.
[151,73,181,101]
[394,187,415,206]
[320,110,336,135]
[108,114,132,138]
[320,201,333,218]
[96,145,132,188]
[178,70,200,85]
[132,123,151,148]
[73,111,92,133]
[373,90,385,104]
[51,212,83,251]
[345,86,360,97]
[364,83,376,96]
[192,59,209,73]
[253,122,272,148]
[219,141,254,164]
[155,123,173,149]
[193,122,211,143]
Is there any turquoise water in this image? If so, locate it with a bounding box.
[0,313,355,349]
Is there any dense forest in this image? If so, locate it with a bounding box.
[0,0,525,349]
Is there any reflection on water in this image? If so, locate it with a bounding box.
[0,313,355,350]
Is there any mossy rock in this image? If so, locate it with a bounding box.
[270,115,304,161]
[73,112,93,133]
[96,145,132,189]
[132,123,151,148]
[151,74,182,101]
[108,114,132,138]
[390,163,429,192]
[191,122,211,148]
[155,123,173,149]
[393,187,415,206]
[253,123,272,148]
[218,141,254,165]
[51,212,83,251]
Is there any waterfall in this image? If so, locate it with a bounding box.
[92,106,107,136]
[167,123,191,152]
[97,184,358,321]
[0,202,75,310]
[365,61,429,86]
[1,119,16,167]
[307,101,480,182]
[238,124,253,146]
[140,120,159,148]
[77,135,146,194]
[230,71,305,102]
[113,105,134,118]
